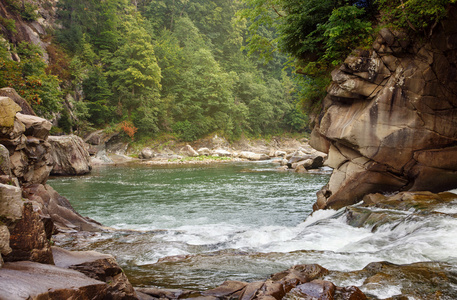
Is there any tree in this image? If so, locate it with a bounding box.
[0,41,62,118]
[104,17,162,132]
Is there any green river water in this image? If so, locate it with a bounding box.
[48,161,457,298]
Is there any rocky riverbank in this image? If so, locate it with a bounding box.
[83,129,328,173]
[0,94,138,299]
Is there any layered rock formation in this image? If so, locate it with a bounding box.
[310,8,457,210]
[0,93,137,298]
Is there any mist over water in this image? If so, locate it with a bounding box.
[49,162,457,296]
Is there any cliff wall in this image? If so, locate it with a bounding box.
[310,7,457,210]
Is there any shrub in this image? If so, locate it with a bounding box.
[118,120,138,139]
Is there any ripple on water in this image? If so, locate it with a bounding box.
[49,163,457,293]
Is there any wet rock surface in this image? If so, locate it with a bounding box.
[134,264,369,300]
[310,9,457,210]
[326,261,457,300]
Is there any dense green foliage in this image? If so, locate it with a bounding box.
[0,41,62,118]
[377,0,456,36]
[238,0,455,110]
[50,0,304,139]
[1,0,454,141]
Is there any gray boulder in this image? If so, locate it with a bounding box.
[240,151,269,161]
[48,135,91,176]
[139,147,155,159]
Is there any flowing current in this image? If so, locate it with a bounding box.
[48,161,457,296]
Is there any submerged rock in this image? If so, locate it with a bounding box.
[326,261,457,300]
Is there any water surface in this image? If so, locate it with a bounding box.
[49,161,457,297]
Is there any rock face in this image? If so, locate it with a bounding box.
[0,91,134,298]
[0,97,54,185]
[4,202,54,264]
[310,9,457,210]
[48,135,91,175]
[0,92,103,267]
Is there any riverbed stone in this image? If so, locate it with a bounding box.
[240,151,269,161]
[285,280,336,300]
[202,280,248,298]
[334,261,457,299]
[181,144,199,157]
[136,287,195,299]
[139,147,155,159]
[53,247,138,299]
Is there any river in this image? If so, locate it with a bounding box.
[48,161,457,298]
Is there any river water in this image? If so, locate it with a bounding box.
[48,161,457,297]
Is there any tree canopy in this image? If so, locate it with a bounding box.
[1,0,454,140]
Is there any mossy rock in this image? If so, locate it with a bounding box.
[0,97,21,128]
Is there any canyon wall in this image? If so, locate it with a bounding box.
[310,8,457,210]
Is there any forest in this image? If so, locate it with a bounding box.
[0,0,454,141]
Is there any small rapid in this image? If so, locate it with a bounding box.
[49,162,457,296]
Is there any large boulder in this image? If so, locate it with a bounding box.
[0,225,11,268]
[310,11,457,210]
[0,97,22,129]
[15,113,52,140]
[48,135,91,176]
[0,98,54,185]
[52,247,138,299]
[0,183,23,221]
[22,184,103,232]
[212,149,232,157]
